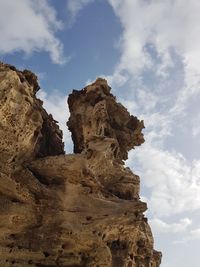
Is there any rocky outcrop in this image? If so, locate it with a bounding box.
[0,63,161,267]
[0,63,64,165]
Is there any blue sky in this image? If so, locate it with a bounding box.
[1,1,200,266]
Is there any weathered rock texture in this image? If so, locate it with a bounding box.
[0,63,161,267]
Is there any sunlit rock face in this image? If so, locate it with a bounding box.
[0,63,161,267]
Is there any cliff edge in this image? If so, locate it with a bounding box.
[0,63,161,267]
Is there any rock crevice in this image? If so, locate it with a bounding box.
[0,63,161,267]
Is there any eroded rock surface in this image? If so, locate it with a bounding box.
[0,63,161,267]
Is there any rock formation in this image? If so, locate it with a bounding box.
[0,62,161,267]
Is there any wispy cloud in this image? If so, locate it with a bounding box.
[107,0,200,123]
[0,0,66,64]
[107,0,200,85]
[67,0,94,20]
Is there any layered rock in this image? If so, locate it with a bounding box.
[0,63,161,267]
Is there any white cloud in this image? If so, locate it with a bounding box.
[150,218,192,233]
[107,0,200,112]
[127,144,200,217]
[67,0,94,19]
[37,90,73,153]
[0,0,65,64]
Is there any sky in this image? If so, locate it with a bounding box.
[0,0,200,266]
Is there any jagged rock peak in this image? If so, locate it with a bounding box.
[67,78,145,160]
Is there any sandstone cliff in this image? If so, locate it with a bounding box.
[0,62,161,267]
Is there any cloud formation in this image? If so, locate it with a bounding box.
[108,0,200,81]
[0,0,65,64]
